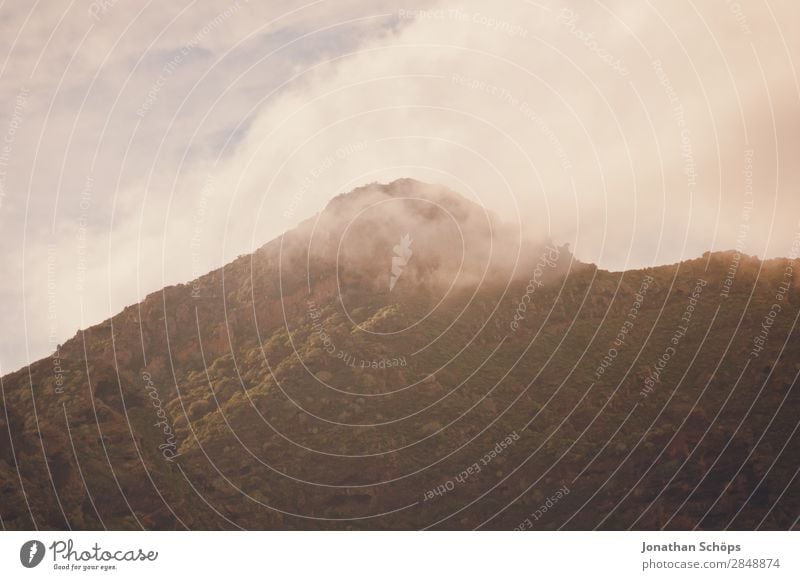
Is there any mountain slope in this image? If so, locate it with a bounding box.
[1,179,798,530]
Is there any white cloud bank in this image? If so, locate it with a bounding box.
[0,0,798,373]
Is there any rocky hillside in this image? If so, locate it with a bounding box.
[1,179,798,530]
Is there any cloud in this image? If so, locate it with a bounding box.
[0,0,798,373]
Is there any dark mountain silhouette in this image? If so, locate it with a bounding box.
[1,179,798,530]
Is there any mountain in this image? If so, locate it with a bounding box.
[1,179,798,530]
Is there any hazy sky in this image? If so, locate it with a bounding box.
[1,0,798,374]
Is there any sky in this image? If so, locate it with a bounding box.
[0,0,798,374]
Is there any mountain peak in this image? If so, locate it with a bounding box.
[323,178,487,221]
[290,179,559,298]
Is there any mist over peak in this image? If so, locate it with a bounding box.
[325,178,481,216]
[273,179,568,300]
